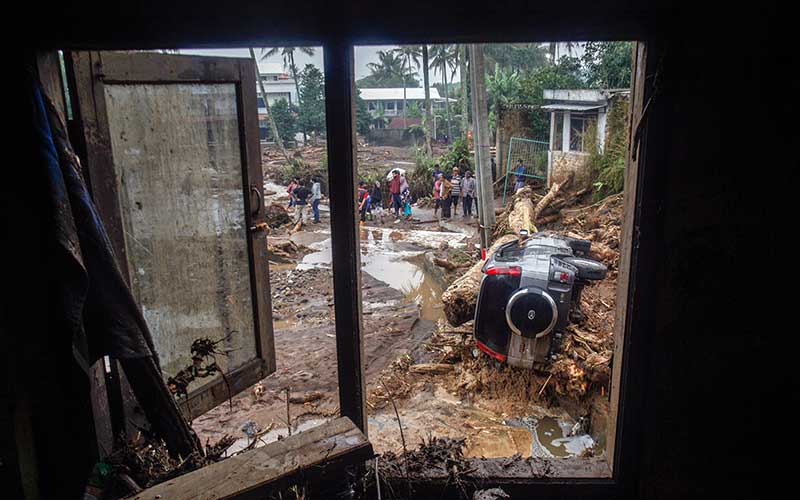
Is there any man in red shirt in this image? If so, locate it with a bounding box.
[389,169,403,219]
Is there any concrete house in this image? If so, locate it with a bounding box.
[359,87,453,131]
[543,88,630,187]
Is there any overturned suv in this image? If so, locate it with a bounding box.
[474,232,607,369]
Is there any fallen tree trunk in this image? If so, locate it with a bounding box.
[433,257,467,271]
[532,172,573,222]
[409,363,455,374]
[442,234,517,326]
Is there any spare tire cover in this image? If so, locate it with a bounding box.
[506,288,557,338]
[563,256,608,281]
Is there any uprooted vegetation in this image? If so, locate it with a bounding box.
[368,181,623,462]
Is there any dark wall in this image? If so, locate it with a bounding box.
[8,2,782,498]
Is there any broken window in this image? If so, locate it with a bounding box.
[553,112,564,151]
[569,113,596,152]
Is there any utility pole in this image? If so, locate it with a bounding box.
[469,44,495,249]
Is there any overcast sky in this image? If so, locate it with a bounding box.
[180,45,461,83]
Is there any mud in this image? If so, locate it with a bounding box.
[193,175,614,468]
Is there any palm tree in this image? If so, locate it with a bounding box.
[365,50,407,86]
[430,44,456,140]
[261,46,316,143]
[249,48,290,163]
[421,45,433,155]
[457,45,469,136]
[393,46,421,128]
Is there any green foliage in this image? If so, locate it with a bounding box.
[359,50,420,88]
[268,98,298,144]
[298,64,326,138]
[582,42,633,89]
[355,91,372,136]
[406,101,423,119]
[515,56,585,138]
[439,137,472,170]
[588,96,630,200]
[484,43,549,73]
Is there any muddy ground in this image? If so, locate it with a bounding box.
[193,163,620,464]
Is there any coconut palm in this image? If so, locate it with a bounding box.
[457,45,469,135]
[261,46,316,142]
[429,44,457,140]
[421,45,433,155]
[249,48,290,163]
[365,50,408,87]
[393,46,422,128]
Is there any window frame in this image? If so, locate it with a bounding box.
[321,39,654,496]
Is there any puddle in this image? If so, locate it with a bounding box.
[505,416,595,458]
[296,227,465,321]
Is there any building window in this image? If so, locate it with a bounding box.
[368,102,376,111]
[553,112,564,151]
[257,97,265,108]
[385,101,395,111]
[570,113,595,152]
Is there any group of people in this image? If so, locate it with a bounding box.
[357,169,411,225]
[286,160,488,231]
[286,176,322,229]
[432,164,477,219]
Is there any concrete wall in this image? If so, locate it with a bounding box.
[550,150,592,189]
[366,128,415,147]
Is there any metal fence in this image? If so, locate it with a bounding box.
[502,137,550,205]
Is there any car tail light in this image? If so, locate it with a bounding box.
[485,265,522,276]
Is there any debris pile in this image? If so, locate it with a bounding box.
[105,432,235,492]
[267,240,310,263]
[265,203,291,227]
[440,183,623,407]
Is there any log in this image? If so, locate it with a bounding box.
[442,234,517,326]
[433,257,462,271]
[409,363,455,374]
[532,172,573,222]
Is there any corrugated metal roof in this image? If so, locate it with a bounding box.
[541,103,605,112]
[358,87,442,101]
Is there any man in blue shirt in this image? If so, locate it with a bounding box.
[513,159,526,192]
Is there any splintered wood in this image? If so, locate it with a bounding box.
[441,234,517,326]
[131,417,372,500]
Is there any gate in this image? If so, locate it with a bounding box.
[502,137,550,205]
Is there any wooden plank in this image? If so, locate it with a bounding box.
[323,42,367,434]
[131,417,373,500]
[94,51,242,83]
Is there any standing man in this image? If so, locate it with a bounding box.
[450,166,462,213]
[461,170,476,218]
[291,179,312,232]
[357,181,371,224]
[514,159,526,192]
[370,180,384,224]
[432,163,443,188]
[389,169,403,220]
[439,174,453,219]
[433,173,443,218]
[311,176,322,223]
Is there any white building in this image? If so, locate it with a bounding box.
[256,62,300,142]
[359,87,450,115]
[542,88,629,187]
